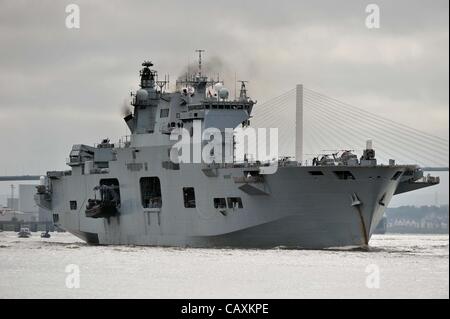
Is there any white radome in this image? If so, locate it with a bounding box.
[136,89,148,102]
[218,87,229,100]
[214,82,223,93]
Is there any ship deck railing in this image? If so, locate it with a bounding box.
[202,159,302,170]
[202,159,422,170]
[188,101,252,111]
[117,136,131,148]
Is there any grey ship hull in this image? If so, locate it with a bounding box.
[36,59,439,249]
[43,147,407,249]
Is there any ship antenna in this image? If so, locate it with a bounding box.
[238,80,249,101]
[195,49,205,77]
[234,72,237,100]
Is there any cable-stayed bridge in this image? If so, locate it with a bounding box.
[0,86,448,182]
[251,85,449,171]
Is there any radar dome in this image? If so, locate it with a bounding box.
[218,88,229,100]
[136,89,148,102]
[214,82,223,93]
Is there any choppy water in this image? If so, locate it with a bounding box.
[0,232,448,298]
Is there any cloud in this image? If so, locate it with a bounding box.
[0,0,448,179]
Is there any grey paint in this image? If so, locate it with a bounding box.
[36,60,439,248]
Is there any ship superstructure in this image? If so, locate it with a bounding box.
[35,52,439,248]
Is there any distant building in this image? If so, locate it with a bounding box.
[386,205,449,234]
[0,210,36,222]
[19,184,39,213]
[6,198,19,211]
[1,183,54,231]
[2,184,42,222]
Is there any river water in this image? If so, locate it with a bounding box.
[0,232,448,298]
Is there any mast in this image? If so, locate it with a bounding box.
[238,80,249,101]
[195,49,205,77]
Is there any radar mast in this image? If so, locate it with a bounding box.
[195,49,205,77]
[238,80,249,101]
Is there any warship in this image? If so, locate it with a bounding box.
[35,52,440,248]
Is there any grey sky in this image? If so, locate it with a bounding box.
[0,0,448,204]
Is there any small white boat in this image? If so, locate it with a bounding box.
[18,227,31,238]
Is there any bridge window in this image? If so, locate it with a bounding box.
[391,171,403,180]
[227,197,243,209]
[308,171,324,176]
[140,177,162,208]
[69,201,77,210]
[334,171,355,180]
[183,187,196,208]
[160,108,169,118]
[213,198,226,209]
[96,162,109,169]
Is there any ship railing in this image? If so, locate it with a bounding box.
[201,157,303,170]
[188,102,251,111]
[66,157,81,165]
[117,136,131,148]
